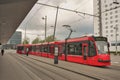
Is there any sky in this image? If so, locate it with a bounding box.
[16,0,94,43]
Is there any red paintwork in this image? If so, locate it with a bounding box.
[16,36,111,66]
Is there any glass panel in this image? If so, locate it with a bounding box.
[84,46,87,54]
[67,42,83,55]
[68,44,75,54]
[76,43,82,55]
[96,41,108,54]
[89,41,96,56]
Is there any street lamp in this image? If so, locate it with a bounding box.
[62,25,75,61]
[50,26,55,41]
[23,25,27,44]
[42,16,47,42]
[113,0,119,55]
[114,26,118,55]
[63,25,75,39]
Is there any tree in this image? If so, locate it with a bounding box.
[22,37,30,44]
[39,40,45,43]
[31,35,58,44]
[32,37,40,44]
[45,35,57,42]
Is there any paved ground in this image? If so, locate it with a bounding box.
[0,50,93,80]
[0,50,120,80]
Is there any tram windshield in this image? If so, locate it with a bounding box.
[96,41,109,54]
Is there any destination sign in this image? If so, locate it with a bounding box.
[94,37,107,41]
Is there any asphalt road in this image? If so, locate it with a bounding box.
[0,50,120,80]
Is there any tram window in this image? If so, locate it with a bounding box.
[39,46,42,52]
[50,46,54,54]
[41,46,45,52]
[32,46,36,52]
[47,46,50,53]
[44,46,49,52]
[17,47,19,50]
[67,44,75,55]
[66,42,83,55]
[77,43,82,55]
[84,46,87,54]
[118,43,120,46]
[41,47,44,52]
[62,45,65,53]
[36,46,39,52]
[20,46,24,51]
[29,46,32,51]
[38,46,41,52]
[89,41,96,56]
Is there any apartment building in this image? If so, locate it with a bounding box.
[93,0,120,51]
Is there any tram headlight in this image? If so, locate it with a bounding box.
[98,58,103,62]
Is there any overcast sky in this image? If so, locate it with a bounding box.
[16,0,94,43]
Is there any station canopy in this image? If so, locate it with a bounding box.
[0,0,37,44]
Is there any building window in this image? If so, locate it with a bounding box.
[110,25,113,28]
[106,35,108,37]
[110,21,113,23]
[111,34,113,37]
[115,15,118,18]
[111,43,115,46]
[111,43,120,46]
[115,20,118,23]
[106,30,108,33]
[105,26,108,29]
[115,10,118,13]
[109,3,112,6]
[110,16,113,19]
[105,17,108,20]
[110,30,113,33]
[116,24,118,27]
[117,34,119,36]
[105,4,108,7]
[110,12,113,15]
[105,22,108,24]
[105,13,108,16]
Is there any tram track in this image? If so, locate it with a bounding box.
[10,54,74,80]
[10,55,55,80]
[12,53,102,80]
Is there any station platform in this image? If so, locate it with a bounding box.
[26,53,120,80]
[0,50,120,80]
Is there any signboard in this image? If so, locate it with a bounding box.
[54,47,58,56]
[94,37,107,41]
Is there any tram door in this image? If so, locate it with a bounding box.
[82,43,88,64]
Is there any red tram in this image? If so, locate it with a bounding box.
[17,36,111,66]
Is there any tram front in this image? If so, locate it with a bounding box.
[94,37,111,66]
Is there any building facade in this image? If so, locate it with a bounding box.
[94,0,120,51]
[8,31,22,44]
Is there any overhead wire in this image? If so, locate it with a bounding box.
[36,2,98,17]
[24,0,51,27]
[74,0,90,10]
[25,32,41,36]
